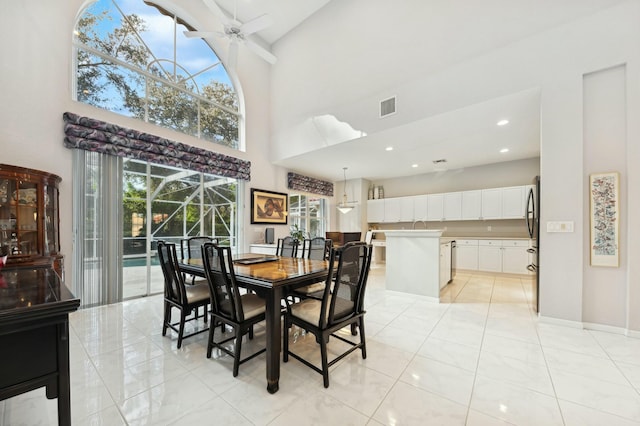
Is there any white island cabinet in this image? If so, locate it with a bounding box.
[385,230,444,301]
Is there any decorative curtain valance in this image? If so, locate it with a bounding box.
[287,172,333,196]
[63,112,251,180]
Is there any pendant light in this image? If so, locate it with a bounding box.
[337,167,356,214]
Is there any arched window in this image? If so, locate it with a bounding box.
[73,0,241,150]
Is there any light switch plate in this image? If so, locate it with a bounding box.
[546,221,574,233]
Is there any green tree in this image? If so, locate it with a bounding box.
[75,3,239,147]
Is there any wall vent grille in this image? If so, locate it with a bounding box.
[380,96,396,118]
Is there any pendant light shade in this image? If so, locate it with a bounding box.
[337,167,357,214]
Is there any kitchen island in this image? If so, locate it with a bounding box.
[385,230,450,301]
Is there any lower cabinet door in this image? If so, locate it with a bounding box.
[478,246,502,272]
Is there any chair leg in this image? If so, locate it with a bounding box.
[203,304,208,323]
[249,325,254,340]
[207,320,215,358]
[359,317,367,359]
[350,323,358,336]
[320,332,330,388]
[162,303,170,336]
[177,311,186,349]
[233,326,242,377]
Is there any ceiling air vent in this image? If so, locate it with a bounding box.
[380,96,396,118]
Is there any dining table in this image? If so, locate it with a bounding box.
[179,254,330,394]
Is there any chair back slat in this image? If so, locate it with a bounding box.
[157,241,187,304]
[277,236,298,257]
[303,237,330,260]
[321,242,372,328]
[185,236,217,261]
[202,243,246,322]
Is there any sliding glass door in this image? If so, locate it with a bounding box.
[73,153,239,306]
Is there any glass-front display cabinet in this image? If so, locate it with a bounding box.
[0,164,62,275]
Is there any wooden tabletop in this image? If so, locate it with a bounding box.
[180,255,330,289]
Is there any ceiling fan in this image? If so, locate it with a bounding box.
[184,0,277,69]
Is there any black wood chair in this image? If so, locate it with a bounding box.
[180,236,217,282]
[202,242,267,377]
[276,236,298,257]
[158,241,210,349]
[290,238,333,299]
[283,241,373,387]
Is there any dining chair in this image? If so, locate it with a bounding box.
[158,241,210,349]
[180,236,217,282]
[290,238,333,300]
[201,242,267,377]
[283,241,373,387]
[276,236,298,257]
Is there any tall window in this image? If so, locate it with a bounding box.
[73,0,241,149]
[71,1,243,306]
[289,195,327,238]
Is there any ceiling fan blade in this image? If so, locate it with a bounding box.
[202,0,232,25]
[239,14,273,36]
[244,39,277,64]
[227,40,239,71]
[183,31,222,39]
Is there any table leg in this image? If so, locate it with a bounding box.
[265,287,282,394]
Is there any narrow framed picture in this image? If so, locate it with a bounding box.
[589,172,620,267]
[250,188,288,224]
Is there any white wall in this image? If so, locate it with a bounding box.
[582,65,628,328]
[270,1,640,331]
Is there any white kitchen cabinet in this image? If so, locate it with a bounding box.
[440,241,452,289]
[367,199,385,222]
[455,239,479,270]
[427,193,444,221]
[399,196,415,222]
[478,239,502,272]
[481,188,502,219]
[502,186,527,219]
[461,190,482,220]
[443,192,462,220]
[383,198,401,222]
[413,195,428,221]
[501,240,531,274]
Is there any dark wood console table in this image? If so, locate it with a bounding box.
[0,267,80,425]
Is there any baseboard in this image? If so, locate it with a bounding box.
[538,317,640,338]
[538,315,583,329]
[625,329,640,339]
[583,322,627,335]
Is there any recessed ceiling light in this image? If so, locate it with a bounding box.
[497,119,509,126]
[385,146,393,151]
[411,164,418,168]
[500,148,509,153]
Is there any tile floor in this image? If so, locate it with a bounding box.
[2,266,640,425]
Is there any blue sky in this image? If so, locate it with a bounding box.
[83,0,234,89]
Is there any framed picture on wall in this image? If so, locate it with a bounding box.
[589,171,620,267]
[250,188,288,224]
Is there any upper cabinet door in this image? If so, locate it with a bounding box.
[481,188,502,219]
[501,186,526,219]
[399,196,415,222]
[413,195,428,221]
[366,199,385,223]
[443,192,462,220]
[461,190,482,220]
[427,193,444,221]
[383,198,401,222]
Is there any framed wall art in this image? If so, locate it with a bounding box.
[250,188,288,224]
[589,172,620,267]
